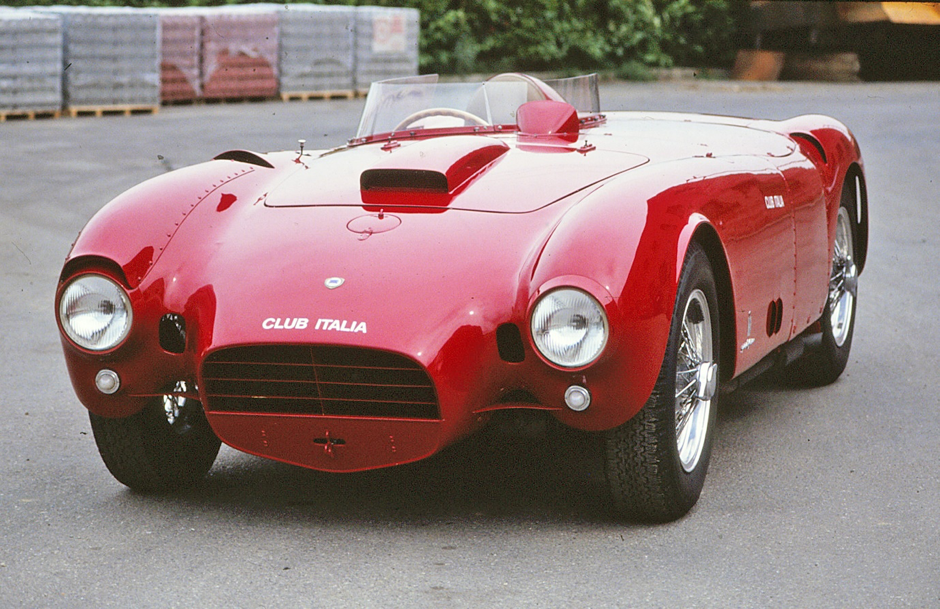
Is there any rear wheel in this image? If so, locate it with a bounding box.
[89,381,220,492]
[785,189,858,386]
[604,242,720,522]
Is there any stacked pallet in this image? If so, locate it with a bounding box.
[0,9,63,119]
[273,4,356,100]
[33,7,160,114]
[354,6,420,94]
[153,9,202,103]
[0,4,422,116]
[201,7,279,101]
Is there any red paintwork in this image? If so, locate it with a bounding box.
[208,413,443,473]
[57,92,865,473]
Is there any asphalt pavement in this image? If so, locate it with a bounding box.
[1,80,938,608]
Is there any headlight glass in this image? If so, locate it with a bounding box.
[531,288,608,368]
[58,274,133,351]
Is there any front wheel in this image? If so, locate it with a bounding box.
[604,242,720,522]
[89,382,221,492]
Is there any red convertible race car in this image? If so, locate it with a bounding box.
[56,74,867,521]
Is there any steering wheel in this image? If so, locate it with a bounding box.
[393,107,490,131]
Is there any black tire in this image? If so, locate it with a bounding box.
[784,184,858,387]
[604,242,720,522]
[89,385,220,492]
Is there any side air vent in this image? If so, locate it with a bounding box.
[496,323,526,363]
[766,298,783,337]
[202,345,439,419]
[159,313,186,354]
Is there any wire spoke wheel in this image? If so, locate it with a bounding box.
[604,242,719,522]
[163,380,199,435]
[675,290,714,473]
[829,206,857,347]
[89,380,221,492]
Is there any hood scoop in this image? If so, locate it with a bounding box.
[361,136,509,204]
[361,168,449,193]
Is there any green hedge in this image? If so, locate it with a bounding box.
[12,0,745,75]
[320,0,746,73]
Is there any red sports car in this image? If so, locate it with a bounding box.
[56,74,867,521]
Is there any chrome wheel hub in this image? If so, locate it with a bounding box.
[163,380,190,427]
[675,289,715,473]
[695,361,719,402]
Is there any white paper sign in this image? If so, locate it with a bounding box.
[372,14,406,54]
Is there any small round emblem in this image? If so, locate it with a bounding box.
[325,277,345,289]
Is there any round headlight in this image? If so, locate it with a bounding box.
[58,274,133,351]
[531,288,608,368]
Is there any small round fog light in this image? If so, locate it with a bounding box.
[564,385,591,412]
[95,369,120,395]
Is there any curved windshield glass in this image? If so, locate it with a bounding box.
[355,73,600,140]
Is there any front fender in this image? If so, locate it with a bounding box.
[528,160,721,430]
[57,151,299,417]
[61,154,293,289]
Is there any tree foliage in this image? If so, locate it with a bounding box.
[321,0,746,73]
[11,0,746,74]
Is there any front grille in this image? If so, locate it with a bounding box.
[202,345,439,419]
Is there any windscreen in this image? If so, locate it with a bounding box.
[355,73,600,140]
[543,74,601,116]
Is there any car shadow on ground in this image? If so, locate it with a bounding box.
[120,380,797,525]
[717,373,789,424]
[145,410,617,524]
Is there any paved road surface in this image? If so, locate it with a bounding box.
[1,81,937,608]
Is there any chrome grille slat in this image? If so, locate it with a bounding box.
[202,345,439,419]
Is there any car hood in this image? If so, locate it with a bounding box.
[263,134,648,213]
[151,190,575,368]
